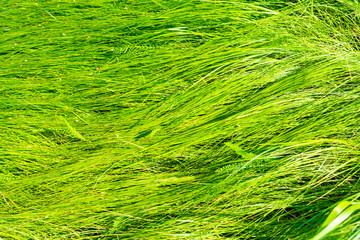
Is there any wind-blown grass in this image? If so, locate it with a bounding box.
[1,0,360,239]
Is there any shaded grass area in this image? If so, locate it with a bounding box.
[1,0,360,239]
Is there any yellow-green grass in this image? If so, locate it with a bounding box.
[1,0,360,239]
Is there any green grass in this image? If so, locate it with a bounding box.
[2,0,360,239]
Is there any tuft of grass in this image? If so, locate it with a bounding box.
[2,0,360,239]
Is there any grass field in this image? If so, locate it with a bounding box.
[2,0,360,239]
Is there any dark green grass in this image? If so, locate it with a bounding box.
[2,0,360,239]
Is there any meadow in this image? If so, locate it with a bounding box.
[1,0,360,239]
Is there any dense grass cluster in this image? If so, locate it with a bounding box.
[2,0,360,239]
